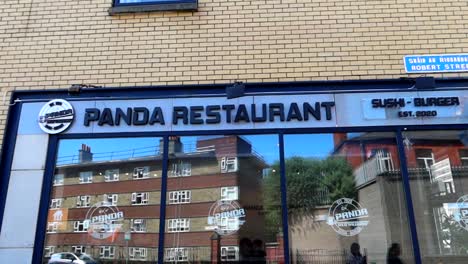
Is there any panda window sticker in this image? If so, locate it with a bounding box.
[38,99,74,134]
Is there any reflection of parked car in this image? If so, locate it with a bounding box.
[48,252,97,264]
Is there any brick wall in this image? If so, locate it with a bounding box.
[1,0,468,146]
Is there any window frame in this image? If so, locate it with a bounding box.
[79,171,93,184]
[133,166,150,180]
[131,218,147,232]
[100,246,115,259]
[131,192,149,205]
[110,0,198,15]
[76,195,91,208]
[73,220,88,233]
[164,247,189,262]
[129,247,148,260]
[167,218,190,233]
[220,186,238,201]
[104,169,119,182]
[168,190,191,204]
[103,193,119,206]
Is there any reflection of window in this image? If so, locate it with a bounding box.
[53,174,64,186]
[170,161,192,177]
[47,222,59,233]
[130,247,148,260]
[169,190,191,204]
[221,246,239,261]
[79,171,93,184]
[165,248,188,262]
[100,246,115,259]
[44,246,55,257]
[104,194,118,206]
[221,187,238,201]
[50,198,62,209]
[221,157,238,173]
[133,167,150,179]
[131,219,147,232]
[459,149,468,166]
[168,218,190,232]
[369,149,394,171]
[415,149,435,169]
[76,195,91,207]
[73,221,88,232]
[105,169,119,182]
[72,246,86,254]
[219,217,239,231]
[131,192,149,205]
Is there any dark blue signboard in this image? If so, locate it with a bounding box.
[404,54,468,73]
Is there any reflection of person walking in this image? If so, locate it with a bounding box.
[387,243,403,264]
[346,243,367,264]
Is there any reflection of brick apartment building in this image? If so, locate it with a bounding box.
[44,136,267,263]
[334,132,468,264]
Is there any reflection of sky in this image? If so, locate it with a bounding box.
[56,134,334,165]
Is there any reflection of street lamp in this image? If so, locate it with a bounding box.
[211,232,221,263]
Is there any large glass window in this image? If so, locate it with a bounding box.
[163,135,282,263]
[284,133,414,263]
[42,138,163,263]
[403,130,468,263]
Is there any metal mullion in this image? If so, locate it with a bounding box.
[396,130,422,264]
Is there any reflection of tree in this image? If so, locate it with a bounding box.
[263,156,356,236]
[441,214,468,254]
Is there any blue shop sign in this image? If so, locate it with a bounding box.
[404,54,468,73]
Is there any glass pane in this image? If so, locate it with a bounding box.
[43,138,162,263]
[163,135,283,263]
[285,133,414,264]
[403,130,468,263]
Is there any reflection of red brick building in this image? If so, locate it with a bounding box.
[333,131,468,264]
[44,136,268,263]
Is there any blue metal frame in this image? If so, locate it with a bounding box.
[396,130,422,264]
[279,133,291,264]
[158,136,169,263]
[0,78,466,263]
[32,135,59,262]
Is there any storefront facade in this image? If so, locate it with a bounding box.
[0,79,467,263]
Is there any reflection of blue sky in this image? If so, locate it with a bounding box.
[57,134,333,165]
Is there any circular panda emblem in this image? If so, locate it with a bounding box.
[38,99,74,134]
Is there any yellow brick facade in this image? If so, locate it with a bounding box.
[1,0,468,146]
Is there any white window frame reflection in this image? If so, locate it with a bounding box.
[72,245,86,254]
[169,190,191,204]
[221,186,238,201]
[169,161,192,177]
[103,193,118,206]
[47,222,59,233]
[130,247,148,260]
[131,192,149,205]
[104,169,119,182]
[221,157,238,173]
[44,246,55,257]
[131,219,147,232]
[76,195,91,208]
[79,171,93,184]
[53,174,64,186]
[168,218,190,232]
[133,166,150,179]
[100,246,115,259]
[164,248,188,262]
[221,246,239,261]
[73,221,88,233]
[50,198,63,209]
